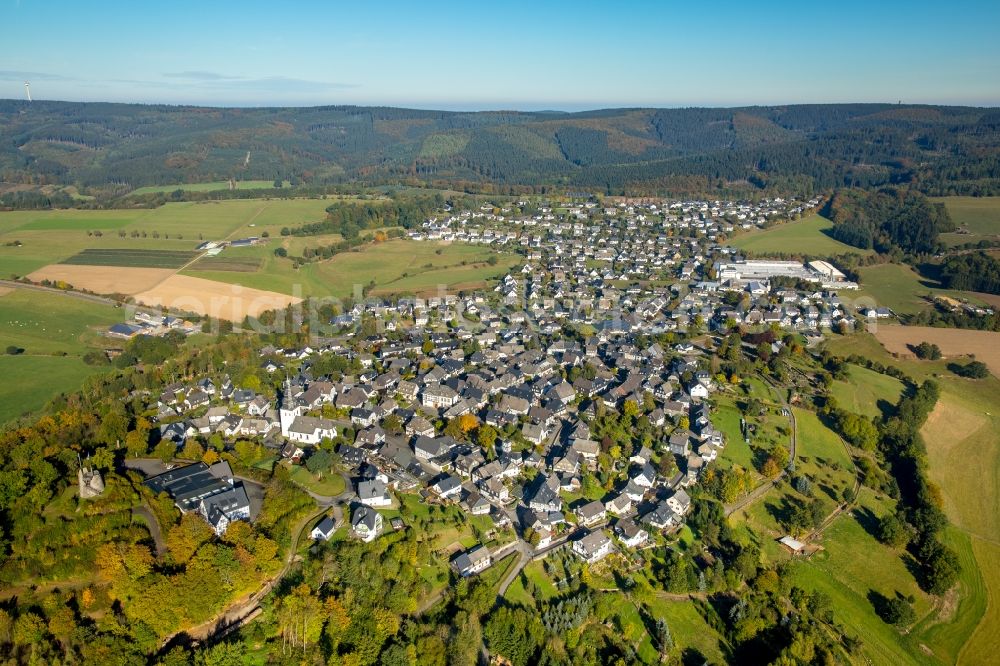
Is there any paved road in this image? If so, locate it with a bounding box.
[0,279,125,307]
[132,504,167,558]
[494,542,533,598]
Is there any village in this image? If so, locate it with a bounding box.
[130,193,859,583]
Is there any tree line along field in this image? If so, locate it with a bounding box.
[823,332,1000,665]
[829,363,906,419]
[0,287,126,424]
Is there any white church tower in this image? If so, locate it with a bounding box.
[279,377,300,438]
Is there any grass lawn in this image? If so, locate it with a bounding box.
[711,396,755,471]
[730,214,873,257]
[830,363,906,419]
[852,263,992,317]
[933,196,1000,245]
[506,560,561,604]
[0,355,109,424]
[792,408,856,521]
[0,287,124,355]
[286,465,346,496]
[0,287,125,425]
[645,596,729,664]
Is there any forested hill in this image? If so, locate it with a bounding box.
[1,101,998,197]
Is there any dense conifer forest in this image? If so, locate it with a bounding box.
[2,102,998,198]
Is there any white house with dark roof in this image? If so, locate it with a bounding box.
[453,544,492,576]
[357,479,392,507]
[572,530,613,563]
[311,515,338,541]
[352,505,383,542]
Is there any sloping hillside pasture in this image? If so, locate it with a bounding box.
[791,488,935,666]
[0,287,126,425]
[830,363,907,418]
[933,196,1000,246]
[0,287,123,355]
[823,332,1000,663]
[852,263,992,316]
[0,355,110,425]
[730,214,873,256]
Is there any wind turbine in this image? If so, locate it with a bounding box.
[24,81,32,102]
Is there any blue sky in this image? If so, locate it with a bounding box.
[1,0,998,109]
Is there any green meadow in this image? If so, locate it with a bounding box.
[730,213,873,257]
[790,488,935,666]
[185,238,517,299]
[830,363,906,419]
[852,263,992,317]
[934,196,1000,246]
[0,287,125,425]
[0,355,110,425]
[130,180,287,195]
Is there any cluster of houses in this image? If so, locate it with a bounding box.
[141,193,863,565]
[408,196,820,244]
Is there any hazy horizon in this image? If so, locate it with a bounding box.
[2,0,998,109]
[2,97,998,113]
